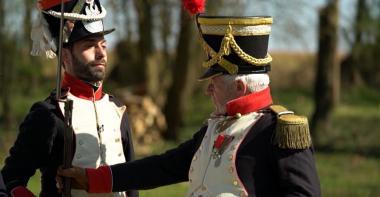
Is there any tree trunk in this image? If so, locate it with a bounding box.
[0,0,13,130]
[107,0,136,86]
[153,0,173,107]
[163,9,194,140]
[311,0,339,146]
[133,0,157,97]
[341,0,366,88]
[124,0,133,43]
[160,0,171,69]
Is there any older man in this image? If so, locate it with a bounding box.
[1,1,137,196]
[58,15,321,197]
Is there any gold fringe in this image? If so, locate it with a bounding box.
[270,105,312,149]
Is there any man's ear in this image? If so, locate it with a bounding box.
[235,80,247,96]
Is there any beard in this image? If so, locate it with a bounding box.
[71,53,107,83]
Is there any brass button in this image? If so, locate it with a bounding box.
[229,155,233,161]
[193,156,197,161]
[233,180,238,186]
[229,166,234,173]
[118,153,122,157]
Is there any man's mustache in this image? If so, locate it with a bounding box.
[89,60,107,66]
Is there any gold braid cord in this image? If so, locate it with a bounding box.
[203,40,239,74]
[203,24,272,74]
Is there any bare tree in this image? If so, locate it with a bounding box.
[0,0,9,129]
[133,0,158,97]
[311,0,340,146]
[0,0,17,130]
[341,0,367,88]
[163,9,195,140]
[160,0,172,70]
[342,0,380,89]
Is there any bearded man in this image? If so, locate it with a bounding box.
[1,1,137,196]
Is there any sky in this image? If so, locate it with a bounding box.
[241,0,357,53]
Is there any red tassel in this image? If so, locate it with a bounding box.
[182,0,206,15]
[38,0,71,10]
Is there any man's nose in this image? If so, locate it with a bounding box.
[95,44,106,59]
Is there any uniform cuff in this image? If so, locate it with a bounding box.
[86,166,112,193]
[10,186,34,197]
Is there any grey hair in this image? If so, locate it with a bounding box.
[221,73,270,93]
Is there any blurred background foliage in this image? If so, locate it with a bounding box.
[0,0,379,196]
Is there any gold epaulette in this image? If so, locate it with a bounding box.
[270,105,311,149]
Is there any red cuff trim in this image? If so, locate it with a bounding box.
[86,166,112,193]
[10,186,34,197]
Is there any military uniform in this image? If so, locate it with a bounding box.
[1,73,138,197]
[1,1,138,196]
[101,89,320,197]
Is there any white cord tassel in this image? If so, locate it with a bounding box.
[30,13,57,59]
[42,5,107,21]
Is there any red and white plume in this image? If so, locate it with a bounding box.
[182,0,206,15]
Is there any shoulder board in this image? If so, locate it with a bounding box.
[270,105,311,149]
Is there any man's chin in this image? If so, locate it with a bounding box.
[88,73,105,82]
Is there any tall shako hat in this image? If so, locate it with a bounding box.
[31,0,114,59]
[196,15,273,80]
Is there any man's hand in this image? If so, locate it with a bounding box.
[57,166,88,190]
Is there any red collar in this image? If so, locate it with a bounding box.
[226,87,273,116]
[62,72,103,101]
